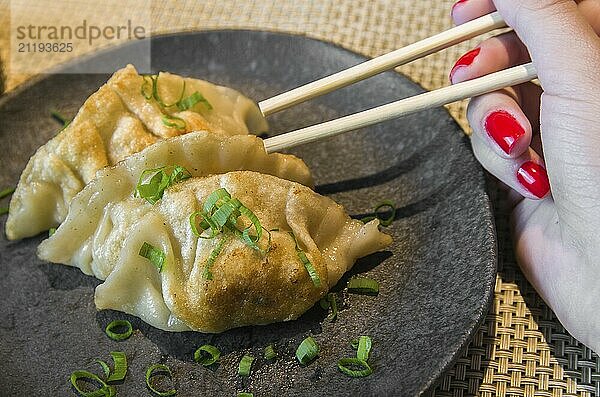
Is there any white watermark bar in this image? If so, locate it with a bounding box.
[10,0,151,74]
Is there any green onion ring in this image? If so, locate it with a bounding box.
[194,344,221,366]
[356,336,372,362]
[69,370,114,397]
[296,337,319,365]
[145,364,177,396]
[139,242,166,272]
[347,277,379,295]
[161,114,186,130]
[238,355,254,377]
[264,345,277,360]
[288,232,321,287]
[337,358,373,377]
[0,187,15,200]
[203,236,229,280]
[106,351,128,382]
[104,320,133,341]
[95,360,110,378]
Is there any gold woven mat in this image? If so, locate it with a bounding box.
[1,1,599,396]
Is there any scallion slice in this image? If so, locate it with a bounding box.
[203,236,229,280]
[49,227,57,237]
[356,336,372,362]
[237,393,253,397]
[95,360,111,378]
[151,73,184,108]
[145,364,176,396]
[50,110,71,131]
[135,165,192,204]
[69,370,114,397]
[289,232,321,287]
[238,355,254,377]
[347,277,379,295]
[139,242,166,272]
[264,345,277,360]
[194,344,220,366]
[320,293,338,321]
[106,351,128,382]
[202,188,231,214]
[337,358,373,377]
[296,336,319,365]
[361,200,396,227]
[104,320,133,341]
[189,211,220,239]
[177,91,212,111]
[0,187,15,199]
[141,75,154,100]
[238,204,263,252]
[161,114,186,130]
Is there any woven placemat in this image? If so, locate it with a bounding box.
[1,1,599,396]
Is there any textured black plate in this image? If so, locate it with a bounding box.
[0,31,496,396]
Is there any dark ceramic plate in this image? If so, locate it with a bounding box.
[0,31,496,396]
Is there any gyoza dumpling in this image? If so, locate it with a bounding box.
[5,65,268,240]
[38,170,391,333]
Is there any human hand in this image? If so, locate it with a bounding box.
[450,0,600,353]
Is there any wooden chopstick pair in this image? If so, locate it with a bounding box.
[260,11,538,153]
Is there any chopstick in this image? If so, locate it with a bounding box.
[263,63,537,153]
[258,11,508,116]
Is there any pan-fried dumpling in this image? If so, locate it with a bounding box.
[7,131,311,241]
[5,65,268,240]
[38,170,391,333]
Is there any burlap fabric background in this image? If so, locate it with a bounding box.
[1,1,599,396]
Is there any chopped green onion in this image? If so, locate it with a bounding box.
[194,345,220,366]
[189,211,220,239]
[238,355,254,377]
[49,227,57,237]
[319,293,338,321]
[211,198,241,229]
[177,91,212,111]
[95,360,111,378]
[347,277,379,295]
[50,110,71,131]
[350,339,359,350]
[169,165,192,184]
[0,187,15,199]
[145,364,176,396]
[105,320,133,341]
[161,114,186,130]
[296,337,319,365]
[238,203,263,252]
[289,232,321,287]
[203,236,229,280]
[356,336,372,362]
[237,394,253,397]
[141,75,154,100]
[361,200,396,227]
[0,208,8,216]
[106,351,128,382]
[69,370,114,397]
[135,165,192,205]
[139,242,166,272]
[151,73,184,108]
[264,345,277,360]
[337,358,373,377]
[202,188,231,214]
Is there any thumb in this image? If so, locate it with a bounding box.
[494,0,600,248]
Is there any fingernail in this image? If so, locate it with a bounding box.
[517,161,550,199]
[451,0,468,14]
[484,110,526,154]
[449,47,481,83]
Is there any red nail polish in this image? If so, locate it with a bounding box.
[449,47,481,82]
[484,110,526,154]
[517,161,550,199]
[451,0,468,13]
